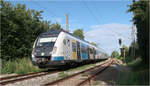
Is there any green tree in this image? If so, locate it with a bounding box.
[128,42,139,57]
[111,51,120,58]
[90,42,98,47]
[50,22,62,30]
[128,0,149,67]
[122,45,129,57]
[0,0,50,60]
[73,29,84,39]
[104,53,109,57]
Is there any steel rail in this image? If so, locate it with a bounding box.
[77,60,113,86]
[0,71,59,85]
[0,71,44,81]
[44,59,111,86]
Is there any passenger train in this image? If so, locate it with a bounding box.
[31,29,108,68]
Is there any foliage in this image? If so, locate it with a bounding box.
[121,45,129,57]
[0,0,50,60]
[117,58,149,85]
[50,22,63,30]
[127,58,142,70]
[90,42,98,47]
[1,58,43,74]
[67,63,95,72]
[111,51,120,58]
[117,70,149,85]
[73,29,84,39]
[58,72,68,78]
[128,0,149,67]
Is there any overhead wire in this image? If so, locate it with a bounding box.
[81,0,131,40]
[81,0,133,54]
[33,1,131,54]
[33,1,59,18]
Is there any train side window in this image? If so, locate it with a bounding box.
[90,48,93,54]
[67,39,70,46]
[63,39,66,45]
[81,44,86,53]
[72,42,76,52]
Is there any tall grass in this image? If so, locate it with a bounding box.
[1,58,43,74]
[117,69,149,85]
[117,58,149,85]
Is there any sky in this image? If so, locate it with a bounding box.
[10,0,134,55]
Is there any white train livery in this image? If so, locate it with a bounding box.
[31,29,108,68]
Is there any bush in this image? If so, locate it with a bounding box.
[1,58,43,74]
[117,58,149,85]
[117,69,149,85]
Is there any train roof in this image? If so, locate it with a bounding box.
[39,29,97,48]
[39,29,62,37]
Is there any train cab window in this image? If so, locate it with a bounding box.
[63,39,66,45]
[36,37,56,47]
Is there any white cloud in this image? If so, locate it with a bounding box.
[85,23,132,55]
[56,18,62,23]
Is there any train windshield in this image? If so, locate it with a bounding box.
[36,37,57,47]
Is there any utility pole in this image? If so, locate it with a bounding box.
[66,13,69,32]
[131,15,135,58]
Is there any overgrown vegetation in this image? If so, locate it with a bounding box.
[58,72,68,78]
[115,1,149,84]
[1,0,49,60]
[112,46,149,85]
[67,63,96,72]
[1,58,43,74]
[0,0,62,74]
[128,0,149,67]
[0,0,63,60]
[117,58,149,85]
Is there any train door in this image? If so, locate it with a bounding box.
[87,47,90,59]
[93,48,96,59]
[89,48,93,59]
[76,41,81,61]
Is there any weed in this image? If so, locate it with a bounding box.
[93,81,100,86]
[1,58,43,74]
[58,72,68,78]
[117,58,149,85]
[67,63,96,72]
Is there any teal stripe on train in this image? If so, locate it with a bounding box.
[53,56,64,61]
[82,53,87,59]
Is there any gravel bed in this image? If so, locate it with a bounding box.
[2,59,110,86]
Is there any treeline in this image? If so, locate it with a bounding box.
[0,0,62,60]
[0,0,91,61]
[128,0,149,67]
[111,43,139,60]
[112,0,149,68]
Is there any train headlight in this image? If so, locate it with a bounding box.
[31,54,36,61]
[52,46,57,54]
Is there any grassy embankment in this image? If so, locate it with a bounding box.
[117,57,149,85]
[58,63,96,78]
[1,58,44,75]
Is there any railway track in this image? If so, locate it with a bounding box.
[0,70,59,85]
[44,59,113,86]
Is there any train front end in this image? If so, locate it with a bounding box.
[31,29,63,68]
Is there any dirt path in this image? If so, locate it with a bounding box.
[89,59,130,86]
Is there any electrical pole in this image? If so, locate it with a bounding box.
[66,13,69,32]
[131,15,135,58]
